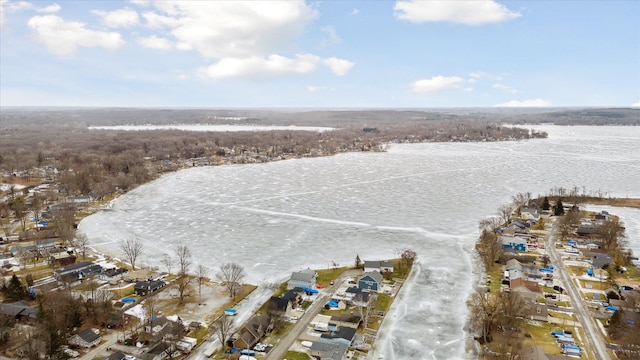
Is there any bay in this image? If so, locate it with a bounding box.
[79,125,640,359]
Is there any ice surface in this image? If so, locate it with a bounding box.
[79,125,640,359]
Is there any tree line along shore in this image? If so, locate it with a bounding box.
[470,191,640,360]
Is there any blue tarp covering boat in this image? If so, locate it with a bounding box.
[224,308,237,315]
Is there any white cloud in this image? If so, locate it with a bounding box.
[631,101,640,107]
[469,71,503,81]
[200,54,321,79]
[320,26,341,47]
[494,99,553,107]
[142,1,318,58]
[137,35,172,50]
[93,8,139,28]
[350,8,359,16]
[27,15,125,55]
[492,83,517,94]
[394,0,521,25]
[36,3,60,13]
[1,0,59,26]
[307,85,335,92]
[199,54,354,79]
[129,0,149,6]
[411,75,464,93]
[323,57,354,76]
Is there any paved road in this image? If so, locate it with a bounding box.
[264,282,341,360]
[546,223,611,360]
[264,270,361,360]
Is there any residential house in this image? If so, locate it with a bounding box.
[267,296,291,316]
[521,208,541,221]
[99,268,129,282]
[510,278,543,301]
[358,271,383,292]
[145,316,170,335]
[501,236,527,252]
[508,219,530,233]
[0,300,37,322]
[344,287,371,307]
[287,268,317,290]
[54,261,102,282]
[582,251,613,269]
[363,260,394,273]
[134,280,166,296]
[320,327,357,346]
[232,314,271,350]
[107,352,127,360]
[330,313,363,329]
[521,302,548,322]
[142,342,172,360]
[309,341,348,360]
[69,328,101,348]
[282,288,304,308]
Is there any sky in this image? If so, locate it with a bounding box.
[0,0,639,108]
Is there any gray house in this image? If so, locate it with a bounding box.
[287,268,317,289]
[358,271,382,292]
[69,328,100,348]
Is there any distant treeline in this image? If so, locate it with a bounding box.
[0,109,547,199]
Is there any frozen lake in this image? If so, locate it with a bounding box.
[79,125,640,359]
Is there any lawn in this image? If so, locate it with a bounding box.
[284,351,311,360]
[316,267,349,286]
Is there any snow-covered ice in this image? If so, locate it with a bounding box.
[79,126,640,359]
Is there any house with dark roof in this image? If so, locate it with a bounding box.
[582,251,613,269]
[330,313,363,329]
[106,352,127,360]
[54,262,102,286]
[521,302,548,322]
[287,268,317,289]
[142,342,172,360]
[267,296,291,316]
[0,300,37,321]
[134,280,166,296]
[344,287,371,307]
[358,271,382,292]
[320,327,357,346]
[69,328,101,348]
[363,260,394,273]
[233,314,271,350]
[309,341,348,360]
[99,268,129,282]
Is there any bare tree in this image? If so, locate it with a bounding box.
[75,232,90,259]
[212,314,234,350]
[175,245,192,304]
[120,238,144,270]
[400,248,417,272]
[196,264,208,298]
[467,290,499,344]
[175,245,192,276]
[511,192,531,216]
[216,262,245,299]
[161,254,175,275]
[498,204,514,225]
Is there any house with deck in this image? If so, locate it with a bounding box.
[358,271,383,292]
[287,268,317,290]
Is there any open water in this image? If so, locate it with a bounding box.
[79,125,640,359]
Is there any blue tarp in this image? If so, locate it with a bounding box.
[540,268,554,273]
[121,297,135,303]
[326,301,339,307]
[303,287,318,294]
[241,350,255,355]
[551,331,565,337]
[567,240,577,245]
[230,348,239,353]
[39,221,48,226]
[587,269,593,276]
[606,306,619,312]
[224,308,237,315]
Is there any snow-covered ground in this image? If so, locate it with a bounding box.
[79,126,640,360]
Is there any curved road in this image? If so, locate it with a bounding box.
[546,223,610,360]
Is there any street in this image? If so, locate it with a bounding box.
[546,223,611,360]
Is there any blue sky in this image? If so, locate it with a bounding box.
[1,0,639,108]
